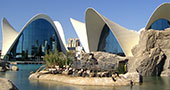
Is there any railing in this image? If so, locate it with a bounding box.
[8,61,44,64]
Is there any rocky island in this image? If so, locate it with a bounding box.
[29,51,141,86]
[0,78,18,90]
[128,28,170,76]
[29,28,170,86]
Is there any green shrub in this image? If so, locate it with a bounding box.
[65,51,74,66]
[43,50,74,68]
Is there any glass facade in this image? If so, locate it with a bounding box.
[6,19,61,61]
[149,19,170,30]
[97,24,124,55]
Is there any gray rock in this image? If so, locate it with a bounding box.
[62,70,69,75]
[160,69,170,76]
[0,66,6,72]
[72,52,126,71]
[129,28,170,76]
[97,72,102,77]
[86,70,90,75]
[0,61,9,72]
[101,72,107,77]
[29,73,41,79]
[68,68,73,75]
[89,72,95,77]
[55,66,60,70]
[11,65,19,71]
[77,69,84,76]
[72,70,79,77]
[82,70,90,77]
[0,78,18,90]
[122,72,141,83]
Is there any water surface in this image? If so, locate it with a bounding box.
[0,64,170,90]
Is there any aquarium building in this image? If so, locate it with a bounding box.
[146,3,170,30]
[1,14,67,61]
[70,8,139,56]
[70,3,170,57]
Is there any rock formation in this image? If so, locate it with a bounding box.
[128,28,170,76]
[29,50,141,86]
[0,61,9,72]
[11,65,19,71]
[29,71,140,86]
[72,51,126,71]
[0,78,18,90]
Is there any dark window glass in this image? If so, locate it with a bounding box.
[6,19,61,61]
[98,24,124,55]
[149,19,170,30]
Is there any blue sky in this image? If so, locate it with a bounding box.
[0,0,169,50]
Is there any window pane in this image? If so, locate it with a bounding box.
[98,24,124,56]
[7,19,62,61]
[149,19,170,30]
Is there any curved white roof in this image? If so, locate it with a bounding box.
[70,18,89,53]
[146,3,170,29]
[54,21,68,51]
[1,18,18,57]
[71,8,139,56]
[1,14,67,58]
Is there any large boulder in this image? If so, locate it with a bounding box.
[72,51,126,71]
[161,69,170,76]
[93,52,126,70]
[129,47,166,76]
[121,72,141,83]
[11,65,19,71]
[0,66,5,72]
[0,61,9,72]
[129,28,170,76]
[0,78,18,90]
[29,73,40,80]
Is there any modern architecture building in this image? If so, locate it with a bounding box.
[1,14,67,61]
[1,3,170,60]
[71,3,170,56]
[70,8,139,56]
[146,3,170,30]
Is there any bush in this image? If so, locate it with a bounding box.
[65,51,74,66]
[43,50,74,68]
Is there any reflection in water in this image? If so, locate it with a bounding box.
[0,64,170,90]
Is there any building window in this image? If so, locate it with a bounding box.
[149,19,170,30]
[97,24,124,56]
[6,19,61,61]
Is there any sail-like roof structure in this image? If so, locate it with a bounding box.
[2,18,19,58]
[146,3,170,30]
[1,14,67,59]
[71,8,139,56]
